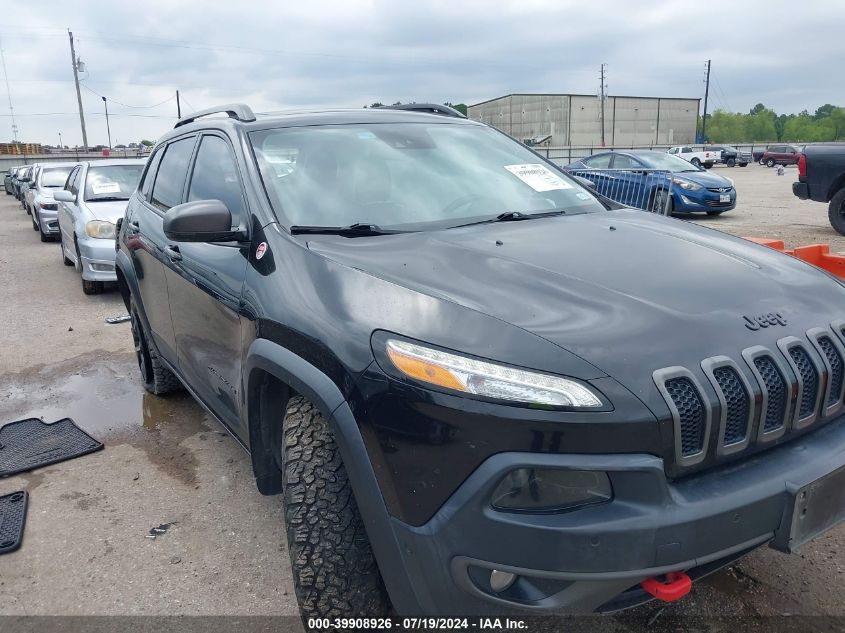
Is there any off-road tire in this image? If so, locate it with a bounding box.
[726,158,736,167]
[129,297,182,394]
[281,397,390,620]
[828,187,845,236]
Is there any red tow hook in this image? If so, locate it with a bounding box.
[640,571,692,602]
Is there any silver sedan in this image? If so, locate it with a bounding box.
[55,159,147,295]
[26,162,78,242]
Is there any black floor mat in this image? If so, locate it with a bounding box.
[0,490,28,554]
[0,418,103,477]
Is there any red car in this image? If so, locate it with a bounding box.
[761,144,801,167]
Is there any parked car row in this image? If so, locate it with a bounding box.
[5,159,146,294]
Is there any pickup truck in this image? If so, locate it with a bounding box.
[793,143,845,234]
[667,146,717,169]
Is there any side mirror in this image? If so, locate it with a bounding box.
[163,199,243,242]
[573,175,596,190]
[54,189,75,202]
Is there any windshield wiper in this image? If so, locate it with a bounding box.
[289,222,404,237]
[453,209,566,229]
[86,196,129,202]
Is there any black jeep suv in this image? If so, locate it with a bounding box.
[117,103,845,619]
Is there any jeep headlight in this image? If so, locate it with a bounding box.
[385,339,603,407]
[85,220,116,239]
[671,177,702,191]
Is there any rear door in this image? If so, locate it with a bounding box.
[164,132,250,432]
[127,135,198,364]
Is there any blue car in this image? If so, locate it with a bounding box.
[566,150,737,215]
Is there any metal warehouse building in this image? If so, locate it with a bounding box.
[468,94,700,146]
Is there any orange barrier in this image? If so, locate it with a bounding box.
[745,237,845,279]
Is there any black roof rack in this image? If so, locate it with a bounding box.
[378,103,466,119]
[174,103,256,128]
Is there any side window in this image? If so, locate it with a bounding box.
[668,147,677,155]
[681,146,692,154]
[64,167,78,192]
[583,154,612,168]
[151,136,196,211]
[139,149,164,200]
[611,154,641,169]
[187,135,245,226]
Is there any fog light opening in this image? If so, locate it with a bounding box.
[490,570,517,593]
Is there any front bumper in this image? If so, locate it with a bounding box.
[387,415,845,614]
[77,235,118,281]
[673,190,737,213]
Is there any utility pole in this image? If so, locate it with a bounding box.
[599,63,607,146]
[102,96,112,149]
[58,132,63,151]
[701,59,711,142]
[176,90,181,118]
[68,30,88,152]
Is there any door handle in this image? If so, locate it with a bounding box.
[164,245,182,261]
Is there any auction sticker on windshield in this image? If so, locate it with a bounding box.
[504,164,573,192]
[92,182,121,195]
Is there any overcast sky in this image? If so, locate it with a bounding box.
[2,0,843,147]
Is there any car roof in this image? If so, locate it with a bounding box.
[39,161,79,169]
[165,107,481,140]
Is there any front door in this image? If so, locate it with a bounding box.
[164,133,250,433]
[129,135,198,364]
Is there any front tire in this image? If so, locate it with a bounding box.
[129,297,182,394]
[282,397,390,620]
[31,211,39,232]
[652,189,673,214]
[82,278,104,295]
[828,188,845,236]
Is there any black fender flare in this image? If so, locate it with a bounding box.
[243,338,424,614]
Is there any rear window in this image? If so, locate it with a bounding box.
[83,164,145,202]
[41,167,73,188]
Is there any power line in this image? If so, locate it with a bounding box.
[0,35,18,141]
[79,82,175,109]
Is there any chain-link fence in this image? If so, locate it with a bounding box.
[568,168,673,215]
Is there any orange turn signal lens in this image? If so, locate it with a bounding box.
[387,344,466,392]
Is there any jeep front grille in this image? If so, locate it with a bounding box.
[712,366,749,445]
[753,355,788,432]
[665,377,707,457]
[654,324,845,473]
[789,345,819,418]
[818,336,843,406]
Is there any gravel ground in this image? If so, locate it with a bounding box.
[1,165,844,629]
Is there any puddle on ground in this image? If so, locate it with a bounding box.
[0,350,216,486]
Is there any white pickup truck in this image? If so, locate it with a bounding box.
[667,146,718,169]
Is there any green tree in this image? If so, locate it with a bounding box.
[140,139,154,147]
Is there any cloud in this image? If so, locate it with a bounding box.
[1,0,843,145]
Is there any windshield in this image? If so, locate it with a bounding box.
[251,123,604,230]
[635,152,702,172]
[41,167,73,188]
[84,164,144,201]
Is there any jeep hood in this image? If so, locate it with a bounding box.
[307,210,845,393]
